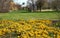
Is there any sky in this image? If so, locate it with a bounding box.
[13,0,53,6]
[13,0,28,6]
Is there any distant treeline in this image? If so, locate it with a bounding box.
[0,0,60,12]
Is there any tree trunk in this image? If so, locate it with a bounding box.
[40,6,41,12]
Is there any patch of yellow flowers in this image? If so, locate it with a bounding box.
[0,20,60,38]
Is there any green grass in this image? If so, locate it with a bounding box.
[0,10,60,20]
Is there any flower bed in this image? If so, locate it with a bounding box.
[0,20,60,38]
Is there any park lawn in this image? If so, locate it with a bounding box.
[0,11,60,20]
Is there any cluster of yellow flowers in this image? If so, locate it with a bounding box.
[0,20,60,38]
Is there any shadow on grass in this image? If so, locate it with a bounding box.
[16,10,60,13]
[0,10,60,13]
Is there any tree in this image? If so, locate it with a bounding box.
[31,0,37,12]
[36,0,45,12]
[27,0,37,12]
[51,0,60,11]
[22,2,25,10]
[31,0,35,11]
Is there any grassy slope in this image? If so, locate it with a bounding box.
[0,11,60,20]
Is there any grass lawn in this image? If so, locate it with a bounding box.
[0,10,60,20]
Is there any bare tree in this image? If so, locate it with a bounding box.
[51,0,60,11]
[27,0,37,12]
[36,0,45,12]
[27,0,32,12]
[31,0,37,12]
